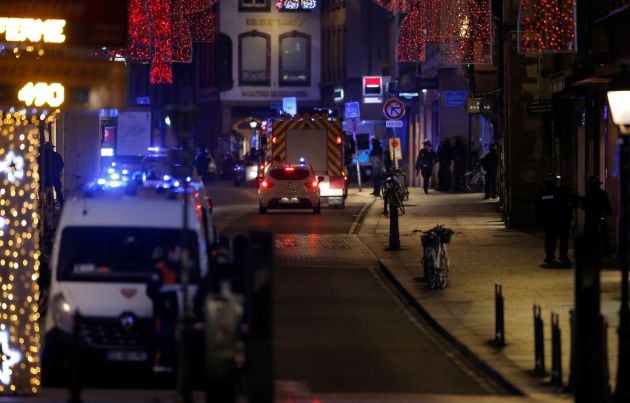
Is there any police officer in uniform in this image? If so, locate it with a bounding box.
[147,246,181,377]
[535,174,573,266]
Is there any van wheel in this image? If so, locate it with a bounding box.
[313,203,321,214]
[259,203,267,214]
[42,348,67,387]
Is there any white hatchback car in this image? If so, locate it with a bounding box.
[258,164,321,214]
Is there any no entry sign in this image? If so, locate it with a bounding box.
[383,98,405,120]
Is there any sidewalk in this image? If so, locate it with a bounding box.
[352,186,622,402]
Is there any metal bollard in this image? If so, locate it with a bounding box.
[69,311,82,403]
[533,305,546,376]
[494,283,505,347]
[388,194,400,250]
[550,312,563,387]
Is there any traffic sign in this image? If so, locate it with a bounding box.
[345,101,360,118]
[389,137,402,161]
[383,98,405,120]
[385,120,403,128]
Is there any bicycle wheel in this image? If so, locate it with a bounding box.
[466,171,485,193]
[424,247,437,289]
[436,244,449,289]
[392,182,406,214]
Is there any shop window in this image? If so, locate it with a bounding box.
[239,31,271,86]
[239,0,270,12]
[279,31,310,86]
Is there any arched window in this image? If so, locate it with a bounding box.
[279,31,311,86]
[239,31,271,86]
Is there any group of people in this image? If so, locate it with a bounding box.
[414,138,499,199]
[534,174,612,266]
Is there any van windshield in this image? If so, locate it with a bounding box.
[57,227,201,283]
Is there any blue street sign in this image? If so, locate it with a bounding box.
[345,101,360,118]
[445,91,468,107]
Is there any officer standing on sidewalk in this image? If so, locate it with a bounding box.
[535,174,573,266]
[415,140,437,194]
[580,175,613,257]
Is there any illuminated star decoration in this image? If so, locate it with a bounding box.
[0,151,24,183]
[0,329,21,385]
[518,0,576,53]
[121,0,217,84]
[373,0,492,64]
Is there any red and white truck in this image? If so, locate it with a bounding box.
[270,114,347,208]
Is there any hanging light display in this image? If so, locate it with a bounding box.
[374,0,491,64]
[121,0,217,84]
[518,0,577,53]
[0,108,61,395]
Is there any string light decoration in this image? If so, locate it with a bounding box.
[518,0,576,53]
[374,0,491,64]
[120,0,217,84]
[275,0,318,10]
[396,6,425,62]
[0,109,47,395]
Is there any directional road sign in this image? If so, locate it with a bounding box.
[383,98,405,120]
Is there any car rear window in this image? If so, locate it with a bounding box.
[269,168,310,180]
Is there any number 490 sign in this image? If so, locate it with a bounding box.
[17,82,64,108]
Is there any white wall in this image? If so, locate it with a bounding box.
[219,3,321,103]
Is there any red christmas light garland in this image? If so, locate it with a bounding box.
[518,0,576,53]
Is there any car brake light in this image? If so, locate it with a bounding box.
[336,136,342,145]
[305,180,319,188]
[285,167,295,172]
[260,180,275,188]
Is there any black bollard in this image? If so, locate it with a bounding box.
[574,234,608,403]
[68,311,82,403]
[494,283,505,347]
[533,305,546,376]
[388,195,400,250]
[246,231,274,403]
[565,309,576,393]
[550,312,563,387]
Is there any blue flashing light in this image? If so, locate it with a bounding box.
[148,146,162,153]
[163,174,172,181]
[110,173,120,180]
[298,157,306,165]
[173,180,180,187]
[108,180,123,188]
[97,178,106,185]
[185,176,191,183]
[107,168,115,174]
[122,169,129,175]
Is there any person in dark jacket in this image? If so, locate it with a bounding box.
[535,174,574,266]
[480,144,499,199]
[38,142,65,208]
[147,246,181,375]
[452,136,467,191]
[369,138,384,196]
[415,140,437,194]
[556,176,580,265]
[580,175,613,256]
[194,145,211,183]
[437,139,453,192]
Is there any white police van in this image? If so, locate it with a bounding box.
[42,176,214,384]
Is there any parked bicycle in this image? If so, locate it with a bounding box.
[462,163,485,193]
[389,167,410,200]
[416,225,454,289]
[382,174,406,215]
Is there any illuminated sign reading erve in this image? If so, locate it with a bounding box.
[0,17,66,43]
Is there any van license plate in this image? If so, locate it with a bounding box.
[106,350,148,362]
[327,197,343,205]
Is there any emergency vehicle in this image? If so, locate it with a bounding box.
[270,113,347,208]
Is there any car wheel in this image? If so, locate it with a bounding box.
[259,203,267,214]
[313,203,321,214]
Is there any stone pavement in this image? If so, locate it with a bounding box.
[351,185,624,402]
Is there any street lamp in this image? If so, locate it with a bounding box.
[606,65,630,403]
